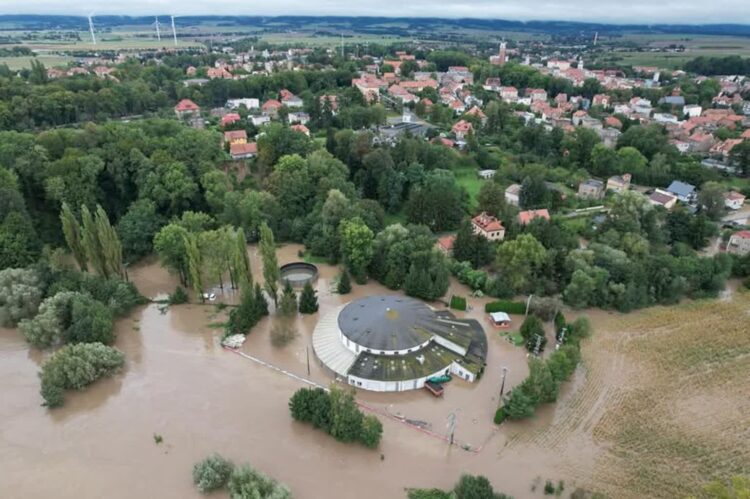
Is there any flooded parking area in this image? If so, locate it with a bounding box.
[0,245,618,498]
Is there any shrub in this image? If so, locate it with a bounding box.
[529,296,562,321]
[484,300,526,315]
[19,291,80,348]
[336,270,352,294]
[47,270,143,317]
[520,315,546,353]
[227,464,291,499]
[39,342,125,407]
[359,414,383,448]
[193,454,234,493]
[544,480,555,494]
[168,286,189,305]
[64,294,114,345]
[298,281,319,314]
[0,267,43,327]
[450,295,467,311]
[553,310,566,333]
[278,281,297,317]
[493,407,507,425]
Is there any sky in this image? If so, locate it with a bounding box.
[2,0,749,25]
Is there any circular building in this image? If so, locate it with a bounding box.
[312,295,487,392]
[279,262,318,288]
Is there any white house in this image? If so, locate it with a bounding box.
[250,115,271,126]
[725,191,746,210]
[683,104,702,118]
[226,98,260,110]
[505,183,521,206]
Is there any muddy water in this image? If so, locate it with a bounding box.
[0,245,589,499]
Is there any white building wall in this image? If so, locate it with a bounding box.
[432,333,468,357]
[347,364,451,392]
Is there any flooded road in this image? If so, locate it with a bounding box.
[0,245,597,498]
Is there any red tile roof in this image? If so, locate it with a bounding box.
[175,99,200,112]
[221,113,241,126]
[224,130,247,142]
[452,120,473,134]
[517,209,550,225]
[472,212,504,232]
[733,230,750,239]
[230,142,257,157]
[437,235,455,251]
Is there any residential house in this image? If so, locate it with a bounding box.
[592,94,610,108]
[226,98,260,110]
[288,111,310,125]
[648,189,678,210]
[279,89,303,108]
[578,179,605,199]
[352,75,386,102]
[224,130,247,145]
[477,169,496,180]
[230,142,257,160]
[688,132,715,153]
[604,116,622,129]
[725,191,746,210]
[727,231,750,256]
[683,104,702,118]
[400,79,438,92]
[658,95,686,107]
[483,78,502,92]
[500,86,518,102]
[517,209,550,225]
[465,106,487,125]
[290,124,310,137]
[388,84,419,104]
[174,99,200,118]
[666,181,697,203]
[207,67,232,79]
[250,115,271,127]
[505,184,521,206]
[262,99,283,117]
[452,120,474,140]
[436,235,456,256]
[527,88,548,102]
[471,212,506,241]
[710,138,743,159]
[607,173,632,193]
[221,113,241,127]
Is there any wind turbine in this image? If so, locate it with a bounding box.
[87,13,96,45]
[170,15,178,46]
[153,16,162,42]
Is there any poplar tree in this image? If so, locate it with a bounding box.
[95,205,123,279]
[81,205,107,278]
[232,228,252,289]
[185,233,204,303]
[259,223,279,307]
[60,202,88,272]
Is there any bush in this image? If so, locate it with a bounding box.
[493,407,507,425]
[168,286,189,305]
[520,315,546,353]
[228,464,291,499]
[64,294,115,345]
[19,291,80,348]
[193,454,234,493]
[449,295,467,311]
[0,267,43,327]
[289,386,381,448]
[39,342,125,407]
[47,270,143,317]
[485,300,526,315]
[529,296,562,321]
[337,270,352,294]
[298,281,319,314]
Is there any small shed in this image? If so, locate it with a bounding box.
[489,311,512,328]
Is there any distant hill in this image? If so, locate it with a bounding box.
[0,14,749,37]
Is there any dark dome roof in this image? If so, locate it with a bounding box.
[337,295,442,352]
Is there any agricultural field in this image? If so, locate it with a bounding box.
[506,289,750,498]
[0,55,73,70]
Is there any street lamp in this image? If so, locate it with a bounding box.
[499,366,509,399]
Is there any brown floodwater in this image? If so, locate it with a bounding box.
[0,245,596,499]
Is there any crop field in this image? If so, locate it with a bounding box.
[505,290,750,498]
[0,55,73,70]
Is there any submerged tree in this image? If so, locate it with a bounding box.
[337,269,352,294]
[278,280,297,317]
[60,202,88,272]
[298,281,319,314]
[259,222,279,307]
[184,232,204,302]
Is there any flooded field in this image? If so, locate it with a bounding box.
[1,244,747,498]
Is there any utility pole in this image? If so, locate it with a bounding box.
[525,294,533,316]
[306,346,310,375]
[447,412,457,446]
[499,366,509,399]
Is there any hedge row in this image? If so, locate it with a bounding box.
[484,300,526,315]
[450,295,467,311]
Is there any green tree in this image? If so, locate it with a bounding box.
[192,454,234,494]
[227,464,292,499]
[185,232,205,302]
[298,281,319,314]
[154,223,190,285]
[339,217,374,283]
[329,386,364,443]
[259,222,279,307]
[278,280,297,317]
[117,199,164,262]
[232,228,253,289]
[0,267,43,327]
[476,181,506,217]
[698,181,726,220]
[520,315,547,353]
[359,414,383,448]
[453,474,501,499]
[39,342,124,407]
[495,234,547,292]
[64,294,114,345]
[729,140,750,176]
[337,269,352,294]
[503,385,536,420]
[60,202,88,271]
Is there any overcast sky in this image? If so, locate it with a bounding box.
[3,0,750,25]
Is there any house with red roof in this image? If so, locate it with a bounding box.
[648,189,678,210]
[230,142,257,160]
[500,86,518,102]
[224,130,247,146]
[400,79,438,92]
[465,106,487,124]
[207,67,232,79]
[727,230,750,256]
[471,212,505,241]
[262,99,283,117]
[451,120,474,140]
[290,124,310,137]
[221,113,241,127]
[435,235,456,256]
[517,209,551,225]
[279,89,303,108]
[725,191,746,210]
[174,99,200,118]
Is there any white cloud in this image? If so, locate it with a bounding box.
[3,0,749,24]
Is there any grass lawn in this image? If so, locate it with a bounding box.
[301,251,329,265]
[0,55,73,70]
[502,331,525,347]
[454,166,485,210]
